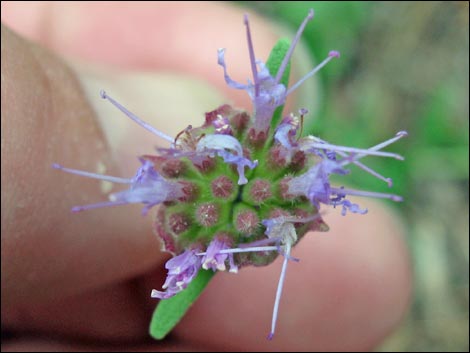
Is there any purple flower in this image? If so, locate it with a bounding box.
[218,10,340,136]
[111,159,183,215]
[288,159,348,207]
[201,237,238,273]
[274,115,301,150]
[53,158,183,215]
[217,49,287,135]
[151,249,201,299]
[196,134,258,185]
[338,199,368,216]
[277,130,407,218]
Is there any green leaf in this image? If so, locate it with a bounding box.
[266,38,291,129]
[149,269,215,340]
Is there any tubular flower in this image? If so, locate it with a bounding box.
[55,9,406,340]
[151,249,201,299]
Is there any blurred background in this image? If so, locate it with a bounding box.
[239,1,469,351]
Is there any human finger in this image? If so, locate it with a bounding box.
[1,26,165,307]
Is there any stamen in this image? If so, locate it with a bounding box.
[268,242,292,340]
[350,162,393,187]
[52,163,131,184]
[286,51,339,96]
[71,200,128,213]
[298,108,308,139]
[335,152,394,186]
[368,130,408,152]
[240,237,282,248]
[174,125,194,146]
[196,246,278,256]
[328,50,340,58]
[342,130,408,162]
[335,131,406,167]
[244,14,259,97]
[100,90,174,143]
[275,9,315,84]
[304,142,404,160]
[308,134,406,186]
[331,187,403,202]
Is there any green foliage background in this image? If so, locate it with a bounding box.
[239,1,469,351]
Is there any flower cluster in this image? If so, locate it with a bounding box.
[55,9,406,340]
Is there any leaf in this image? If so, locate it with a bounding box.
[266,38,291,129]
[149,269,216,340]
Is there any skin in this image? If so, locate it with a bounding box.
[1,2,412,351]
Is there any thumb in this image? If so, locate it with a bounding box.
[1,25,165,307]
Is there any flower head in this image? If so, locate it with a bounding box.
[54,8,407,341]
